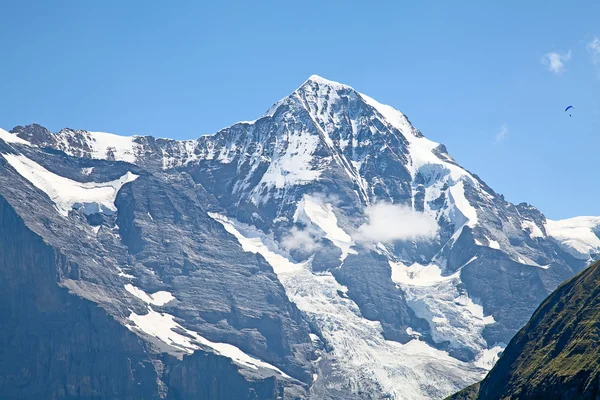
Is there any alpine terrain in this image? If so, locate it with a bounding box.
[448,259,600,399]
[1,75,598,399]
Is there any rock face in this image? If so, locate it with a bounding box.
[0,75,599,399]
[447,259,600,400]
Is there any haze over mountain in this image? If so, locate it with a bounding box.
[1,75,599,399]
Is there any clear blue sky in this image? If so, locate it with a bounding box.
[1,1,599,219]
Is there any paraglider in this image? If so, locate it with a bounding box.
[565,105,574,117]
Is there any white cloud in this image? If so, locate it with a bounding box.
[281,192,343,253]
[281,226,321,253]
[587,37,600,74]
[354,203,438,243]
[542,50,571,74]
[588,37,600,57]
[495,123,508,144]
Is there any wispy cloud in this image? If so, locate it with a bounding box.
[587,37,600,75]
[281,226,322,253]
[495,123,508,144]
[353,203,438,243]
[542,51,571,74]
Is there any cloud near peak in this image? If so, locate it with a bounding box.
[354,203,438,243]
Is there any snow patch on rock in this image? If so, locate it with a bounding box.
[2,154,138,216]
[2,153,138,217]
[251,128,323,204]
[521,220,545,239]
[487,238,500,250]
[446,181,478,228]
[124,284,175,306]
[295,195,355,259]
[51,130,139,163]
[0,127,30,145]
[473,345,504,370]
[390,261,458,287]
[81,167,94,176]
[127,307,291,377]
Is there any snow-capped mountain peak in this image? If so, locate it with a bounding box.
[2,76,600,399]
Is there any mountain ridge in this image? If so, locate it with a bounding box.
[1,75,599,399]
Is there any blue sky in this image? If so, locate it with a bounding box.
[1,1,599,219]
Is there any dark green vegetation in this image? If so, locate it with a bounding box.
[448,260,600,400]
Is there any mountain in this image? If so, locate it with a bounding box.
[447,259,600,399]
[1,75,599,399]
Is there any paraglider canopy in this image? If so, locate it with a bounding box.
[565,105,574,117]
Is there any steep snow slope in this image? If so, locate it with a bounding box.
[545,216,600,259]
[2,152,138,216]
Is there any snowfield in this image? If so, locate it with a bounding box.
[1,152,138,216]
[546,217,600,259]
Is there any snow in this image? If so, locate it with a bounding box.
[359,87,490,241]
[305,75,351,91]
[88,131,138,162]
[0,127,29,145]
[116,266,135,279]
[473,345,504,370]
[210,213,306,274]
[545,217,600,259]
[296,195,356,260]
[487,238,500,250]
[376,242,393,257]
[447,181,478,228]
[55,130,139,163]
[390,261,458,287]
[127,307,290,377]
[124,284,175,306]
[291,77,373,202]
[477,234,549,268]
[359,92,471,185]
[406,327,422,337]
[350,160,369,195]
[210,213,484,399]
[128,307,196,352]
[521,220,544,239]
[2,153,138,217]
[158,140,200,169]
[390,256,495,358]
[251,126,323,203]
[359,93,415,140]
[81,167,94,176]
